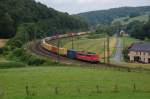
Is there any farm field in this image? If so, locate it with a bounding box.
[63,36,117,58]
[0,66,150,99]
[122,37,141,47]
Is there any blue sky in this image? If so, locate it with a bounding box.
[35,0,150,14]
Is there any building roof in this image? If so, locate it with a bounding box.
[129,42,150,52]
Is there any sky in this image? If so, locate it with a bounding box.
[35,0,150,14]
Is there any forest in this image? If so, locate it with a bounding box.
[78,6,150,25]
[0,0,88,66]
[78,6,150,40]
[0,0,88,39]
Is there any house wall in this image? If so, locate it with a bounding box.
[128,51,150,63]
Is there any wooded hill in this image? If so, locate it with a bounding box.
[0,0,88,38]
[78,6,150,25]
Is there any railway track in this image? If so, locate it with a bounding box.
[28,40,92,65]
[28,41,128,68]
[27,36,150,72]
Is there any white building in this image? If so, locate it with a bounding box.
[128,43,150,63]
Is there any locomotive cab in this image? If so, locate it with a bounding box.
[76,51,100,63]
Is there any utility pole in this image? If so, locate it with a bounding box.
[123,36,125,49]
[71,34,74,49]
[107,36,110,64]
[104,41,106,64]
[57,34,60,63]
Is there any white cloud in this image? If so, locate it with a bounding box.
[35,0,150,14]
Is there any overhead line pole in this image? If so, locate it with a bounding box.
[104,41,106,64]
[57,34,60,63]
[107,36,110,64]
[72,34,74,49]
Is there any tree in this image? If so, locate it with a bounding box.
[0,0,88,38]
[126,20,150,40]
[0,13,15,38]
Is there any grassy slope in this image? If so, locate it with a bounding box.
[112,14,149,25]
[63,37,117,58]
[0,66,150,99]
[122,36,141,47]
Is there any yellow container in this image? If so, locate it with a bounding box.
[43,43,52,51]
[59,48,67,56]
[47,44,52,51]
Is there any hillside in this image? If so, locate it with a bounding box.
[112,14,149,25]
[78,6,150,25]
[0,0,88,38]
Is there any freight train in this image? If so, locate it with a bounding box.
[41,32,100,63]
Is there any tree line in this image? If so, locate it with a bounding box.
[126,18,150,40]
[78,6,150,26]
[0,0,88,39]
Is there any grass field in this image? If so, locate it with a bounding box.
[122,37,141,47]
[118,63,150,70]
[0,39,8,48]
[0,57,8,62]
[63,37,117,58]
[0,66,150,99]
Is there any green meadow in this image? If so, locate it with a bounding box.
[0,66,150,99]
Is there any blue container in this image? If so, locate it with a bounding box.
[67,49,77,59]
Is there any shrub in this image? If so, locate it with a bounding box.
[27,56,45,66]
[0,61,26,69]
[87,33,106,39]
[123,47,129,62]
[12,48,23,57]
[0,48,3,54]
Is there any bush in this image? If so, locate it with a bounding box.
[0,61,26,69]
[12,48,23,57]
[4,42,61,66]
[123,47,129,62]
[27,56,45,66]
[0,48,3,54]
[87,33,106,39]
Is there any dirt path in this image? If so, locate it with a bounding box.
[113,37,123,63]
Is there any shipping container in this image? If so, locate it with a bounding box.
[67,33,76,37]
[47,44,52,51]
[59,48,67,56]
[59,34,68,38]
[42,43,52,51]
[51,46,67,55]
[51,46,58,54]
[67,49,77,59]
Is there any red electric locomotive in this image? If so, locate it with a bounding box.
[76,51,100,63]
